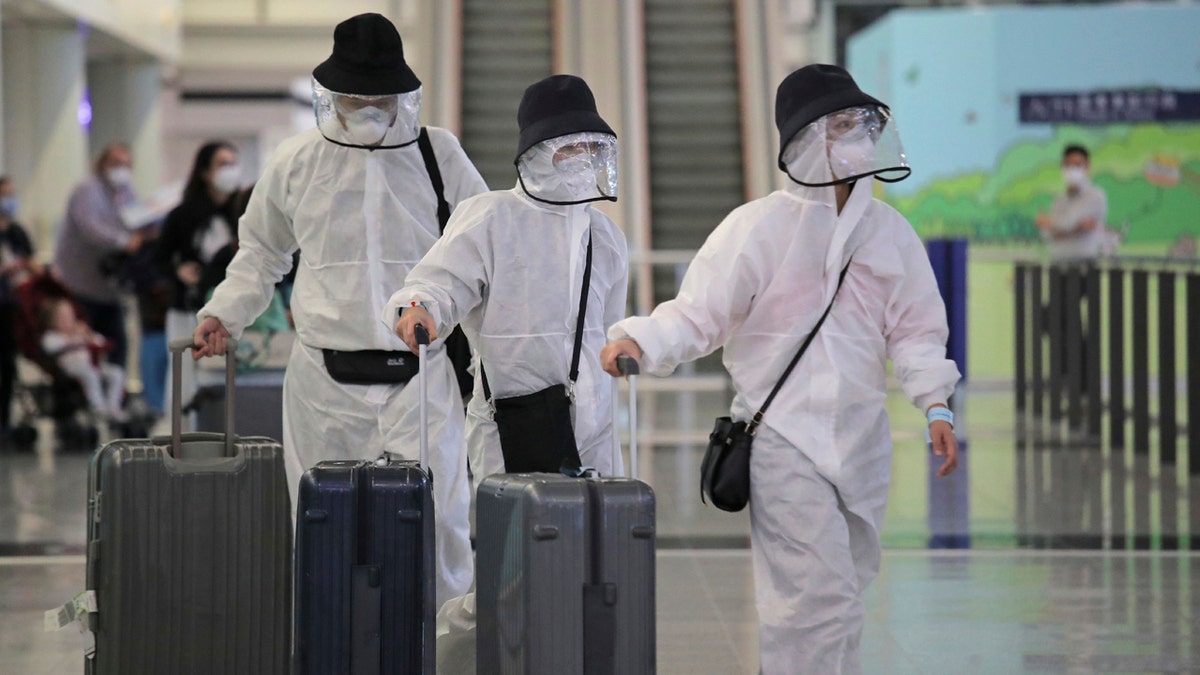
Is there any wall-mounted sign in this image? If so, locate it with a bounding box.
[1019,89,1200,124]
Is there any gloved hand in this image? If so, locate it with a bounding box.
[394,306,438,354]
[600,339,642,377]
[193,316,232,359]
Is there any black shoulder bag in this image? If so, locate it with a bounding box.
[480,234,592,474]
[416,127,476,400]
[701,259,853,512]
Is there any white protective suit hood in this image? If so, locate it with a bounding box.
[516,132,618,206]
[781,105,910,188]
[313,76,422,149]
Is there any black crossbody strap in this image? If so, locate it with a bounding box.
[416,127,451,232]
[482,231,593,403]
[569,233,594,384]
[748,258,853,434]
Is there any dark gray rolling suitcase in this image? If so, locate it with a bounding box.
[83,339,292,674]
[476,356,656,674]
[294,325,437,675]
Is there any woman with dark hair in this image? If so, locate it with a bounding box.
[0,175,35,440]
[157,141,240,421]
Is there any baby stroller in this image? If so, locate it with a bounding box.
[8,273,106,450]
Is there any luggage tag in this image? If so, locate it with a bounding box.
[44,590,97,633]
[561,465,597,478]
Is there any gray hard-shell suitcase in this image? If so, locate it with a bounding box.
[476,356,656,675]
[84,339,292,674]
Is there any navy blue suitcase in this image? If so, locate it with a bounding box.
[294,327,436,675]
[295,458,435,674]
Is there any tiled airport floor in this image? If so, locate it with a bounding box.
[2,383,1198,673]
[4,552,1197,674]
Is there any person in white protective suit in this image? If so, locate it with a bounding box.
[191,12,487,608]
[601,64,961,675]
[386,74,627,673]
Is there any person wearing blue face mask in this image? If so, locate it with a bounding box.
[0,175,35,440]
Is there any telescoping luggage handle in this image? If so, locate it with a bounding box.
[169,337,237,458]
[614,355,640,480]
[415,324,431,471]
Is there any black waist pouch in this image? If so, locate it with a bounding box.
[322,349,419,385]
[492,384,582,474]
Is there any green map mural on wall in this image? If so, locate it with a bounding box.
[886,124,1200,246]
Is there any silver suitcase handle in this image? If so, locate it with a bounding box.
[169,337,237,458]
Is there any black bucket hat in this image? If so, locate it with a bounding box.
[312,13,421,96]
[775,64,886,169]
[515,75,615,162]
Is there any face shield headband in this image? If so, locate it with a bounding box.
[312,76,422,150]
[516,132,619,206]
[779,105,911,188]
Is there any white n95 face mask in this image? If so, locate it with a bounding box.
[1063,166,1087,187]
[555,155,598,198]
[212,165,241,195]
[343,106,393,146]
[829,135,878,181]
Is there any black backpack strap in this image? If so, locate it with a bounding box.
[417,127,451,232]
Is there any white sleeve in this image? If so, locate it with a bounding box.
[430,128,489,207]
[604,242,629,333]
[381,213,489,337]
[607,213,760,376]
[197,157,298,339]
[1092,188,1108,225]
[884,225,961,412]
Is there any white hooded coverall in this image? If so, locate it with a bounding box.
[383,186,629,483]
[197,120,487,608]
[609,181,960,674]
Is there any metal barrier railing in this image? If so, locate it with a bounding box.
[1013,258,1200,549]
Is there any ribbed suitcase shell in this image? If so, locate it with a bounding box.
[84,434,292,674]
[295,459,436,675]
[476,473,656,675]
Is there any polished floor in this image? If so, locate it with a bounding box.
[2,378,1198,673]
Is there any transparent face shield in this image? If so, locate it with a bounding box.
[312,76,422,149]
[516,132,619,206]
[780,105,910,187]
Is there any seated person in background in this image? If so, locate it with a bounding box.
[40,297,127,422]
